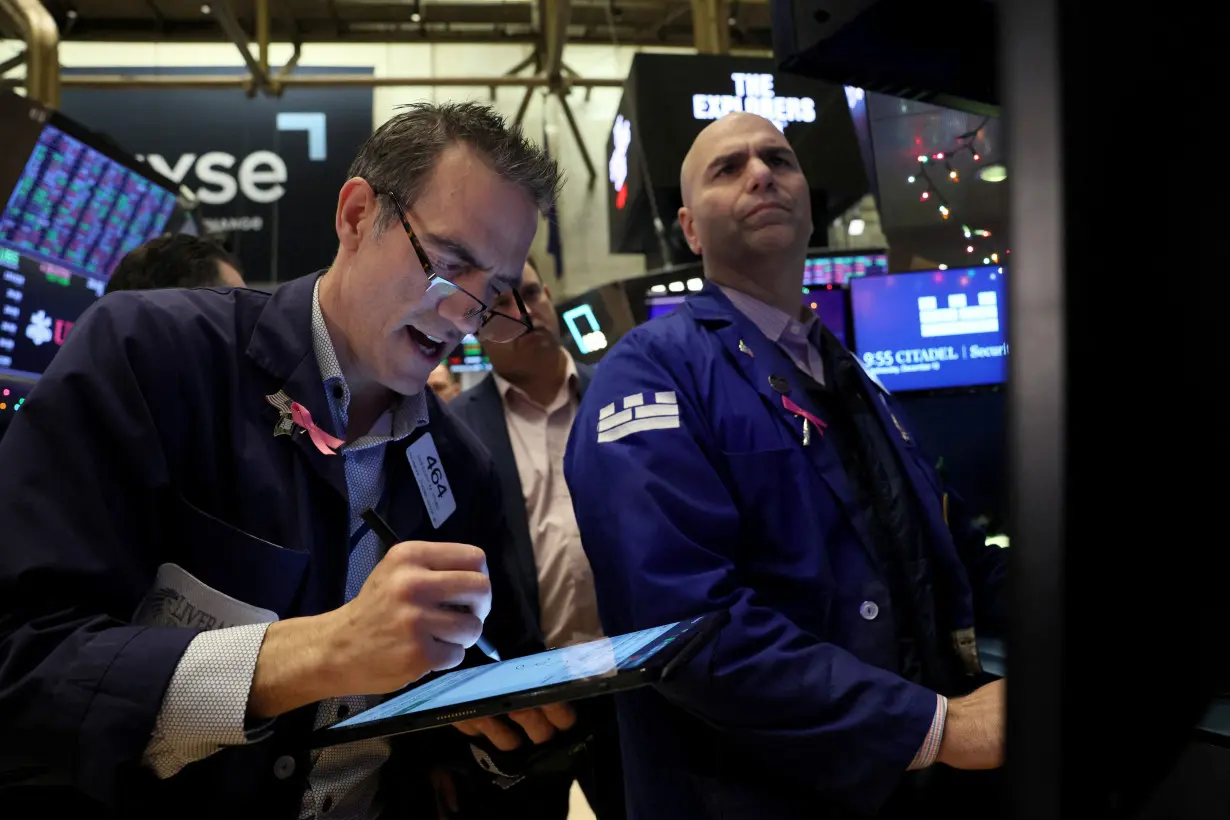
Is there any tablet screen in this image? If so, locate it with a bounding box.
[333,619,693,730]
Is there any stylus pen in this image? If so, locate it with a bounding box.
[360,507,502,663]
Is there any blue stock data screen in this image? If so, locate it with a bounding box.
[0,124,176,283]
[850,266,1008,392]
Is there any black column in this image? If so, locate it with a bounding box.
[1003,2,1228,818]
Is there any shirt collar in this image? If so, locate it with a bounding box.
[491,348,579,409]
[717,284,818,345]
[310,276,429,444]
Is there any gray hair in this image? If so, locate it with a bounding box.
[348,101,562,232]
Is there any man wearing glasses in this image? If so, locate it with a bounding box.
[0,102,567,819]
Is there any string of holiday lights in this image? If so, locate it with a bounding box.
[907,116,1009,264]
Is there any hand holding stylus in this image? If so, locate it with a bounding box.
[362,508,502,663]
[326,538,494,695]
[249,537,493,716]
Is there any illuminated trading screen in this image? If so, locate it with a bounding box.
[0,124,176,283]
[803,252,889,286]
[0,247,104,378]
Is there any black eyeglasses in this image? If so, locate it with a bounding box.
[376,187,533,344]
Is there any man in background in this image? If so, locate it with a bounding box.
[429,362,462,403]
[565,112,1006,820]
[105,233,246,293]
[450,256,624,819]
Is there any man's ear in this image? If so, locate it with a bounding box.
[336,177,379,252]
[678,208,702,256]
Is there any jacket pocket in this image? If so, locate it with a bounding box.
[166,494,310,618]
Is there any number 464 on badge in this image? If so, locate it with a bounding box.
[408,433,456,528]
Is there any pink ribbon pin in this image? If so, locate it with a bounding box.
[290,401,345,455]
[782,395,827,436]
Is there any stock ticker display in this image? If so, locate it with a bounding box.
[0,247,104,378]
[0,124,176,283]
[447,334,492,374]
[803,251,888,286]
[851,266,1008,392]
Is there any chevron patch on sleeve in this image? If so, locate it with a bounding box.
[596,391,680,443]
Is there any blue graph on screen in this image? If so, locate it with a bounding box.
[851,266,1008,391]
[0,124,176,282]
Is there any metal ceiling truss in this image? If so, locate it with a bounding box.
[2,0,755,154]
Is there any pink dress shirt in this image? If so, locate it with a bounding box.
[491,353,605,649]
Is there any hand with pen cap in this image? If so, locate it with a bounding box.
[248,540,492,718]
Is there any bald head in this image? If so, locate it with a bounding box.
[681,113,791,206]
[676,112,811,270]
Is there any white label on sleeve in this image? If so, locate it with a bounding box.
[132,563,278,630]
[408,432,457,529]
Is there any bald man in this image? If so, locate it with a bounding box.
[563,113,1008,819]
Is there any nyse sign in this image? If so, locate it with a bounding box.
[142,150,287,206]
[138,113,328,208]
[60,72,373,281]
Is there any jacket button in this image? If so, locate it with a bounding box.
[274,755,296,779]
[859,601,879,621]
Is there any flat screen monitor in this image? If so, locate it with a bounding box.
[803,285,848,347]
[803,249,888,286]
[0,119,177,284]
[0,247,104,379]
[446,334,491,374]
[850,265,1007,392]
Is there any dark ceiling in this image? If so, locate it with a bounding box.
[12,0,774,48]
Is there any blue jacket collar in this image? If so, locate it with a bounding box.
[682,280,741,326]
[245,272,322,382]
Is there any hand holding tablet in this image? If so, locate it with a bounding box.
[454,701,579,751]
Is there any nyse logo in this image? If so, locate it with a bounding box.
[138,112,327,206]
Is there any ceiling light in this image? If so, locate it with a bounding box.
[410,11,421,21]
[668,281,685,293]
[650,284,666,294]
[978,163,1008,183]
[687,278,703,292]
[847,218,865,236]
[200,3,211,13]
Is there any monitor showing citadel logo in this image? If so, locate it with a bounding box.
[692,73,817,132]
[609,115,633,211]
